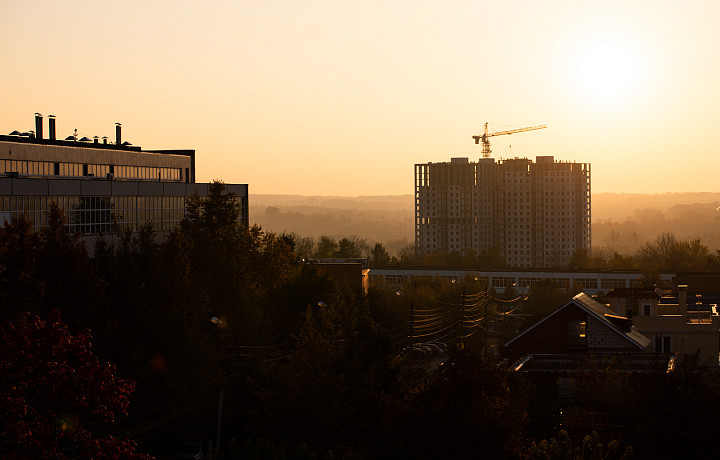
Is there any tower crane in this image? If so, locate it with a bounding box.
[472,122,547,158]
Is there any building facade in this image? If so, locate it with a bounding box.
[1,114,248,239]
[606,285,720,367]
[369,268,676,296]
[415,155,590,268]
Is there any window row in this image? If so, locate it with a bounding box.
[0,195,187,235]
[1,160,182,182]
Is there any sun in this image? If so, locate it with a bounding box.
[574,41,635,96]
[564,27,649,108]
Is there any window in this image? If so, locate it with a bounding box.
[492,277,515,288]
[642,304,652,316]
[655,335,672,353]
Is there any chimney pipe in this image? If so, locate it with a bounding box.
[48,115,56,140]
[34,113,43,140]
[625,308,633,331]
[679,285,688,313]
[115,123,121,146]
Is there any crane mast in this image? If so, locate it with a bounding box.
[472,122,547,158]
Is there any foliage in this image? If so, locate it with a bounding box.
[637,232,710,271]
[10,183,720,458]
[633,352,720,458]
[523,279,579,325]
[400,245,506,268]
[336,235,369,258]
[568,232,719,271]
[253,287,394,458]
[386,348,528,459]
[525,430,632,460]
[0,206,107,329]
[0,311,151,459]
[370,242,392,267]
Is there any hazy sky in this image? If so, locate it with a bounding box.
[2,0,719,196]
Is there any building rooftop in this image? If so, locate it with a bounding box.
[506,292,651,350]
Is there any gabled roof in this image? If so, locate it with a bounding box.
[505,292,651,349]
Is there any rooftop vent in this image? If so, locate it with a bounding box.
[79,136,92,142]
[9,130,21,136]
[65,129,78,141]
[122,141,132,146]
[35,113,43,140]
[48,115,56,140]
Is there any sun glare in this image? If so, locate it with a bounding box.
[574,41,635,96]
[564,26,649,109]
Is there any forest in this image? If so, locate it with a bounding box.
[3,183,720,459]
[251,192,720,263]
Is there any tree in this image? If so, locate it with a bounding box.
[638,268,661,289]
[398,243,419,265]
[335,236,362,259]
[370,242,391,267]
[0,311,151,459]
[387,349,527,458]
[315,235,339,258]
[36,203,107,327]
[254,290,393,458]
[569,248,594,269]
[478,245,505,268]
[525,430,632,460]
[637,232,709,271]
[523,279,578,325]
[293,235,315,260]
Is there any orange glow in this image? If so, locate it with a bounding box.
[1,0,718,196]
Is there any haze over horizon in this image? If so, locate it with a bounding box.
[3,0,719,196]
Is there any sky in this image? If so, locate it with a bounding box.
[2,0,720,196]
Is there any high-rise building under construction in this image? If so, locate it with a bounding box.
[414,156,590,268]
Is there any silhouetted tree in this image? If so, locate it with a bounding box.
[477,245,505,268]
[525,430,632,460]
[637,232,709,270]
[387,349,527,458]
[314,235,338,258]
[370,242,391,267]
[336,235,368,258]
[523,279,579,326]
[0,213,43,320]
[0,311,151,459]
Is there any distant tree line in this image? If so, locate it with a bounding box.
[380,232,720,271]
[570,232,720,271]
